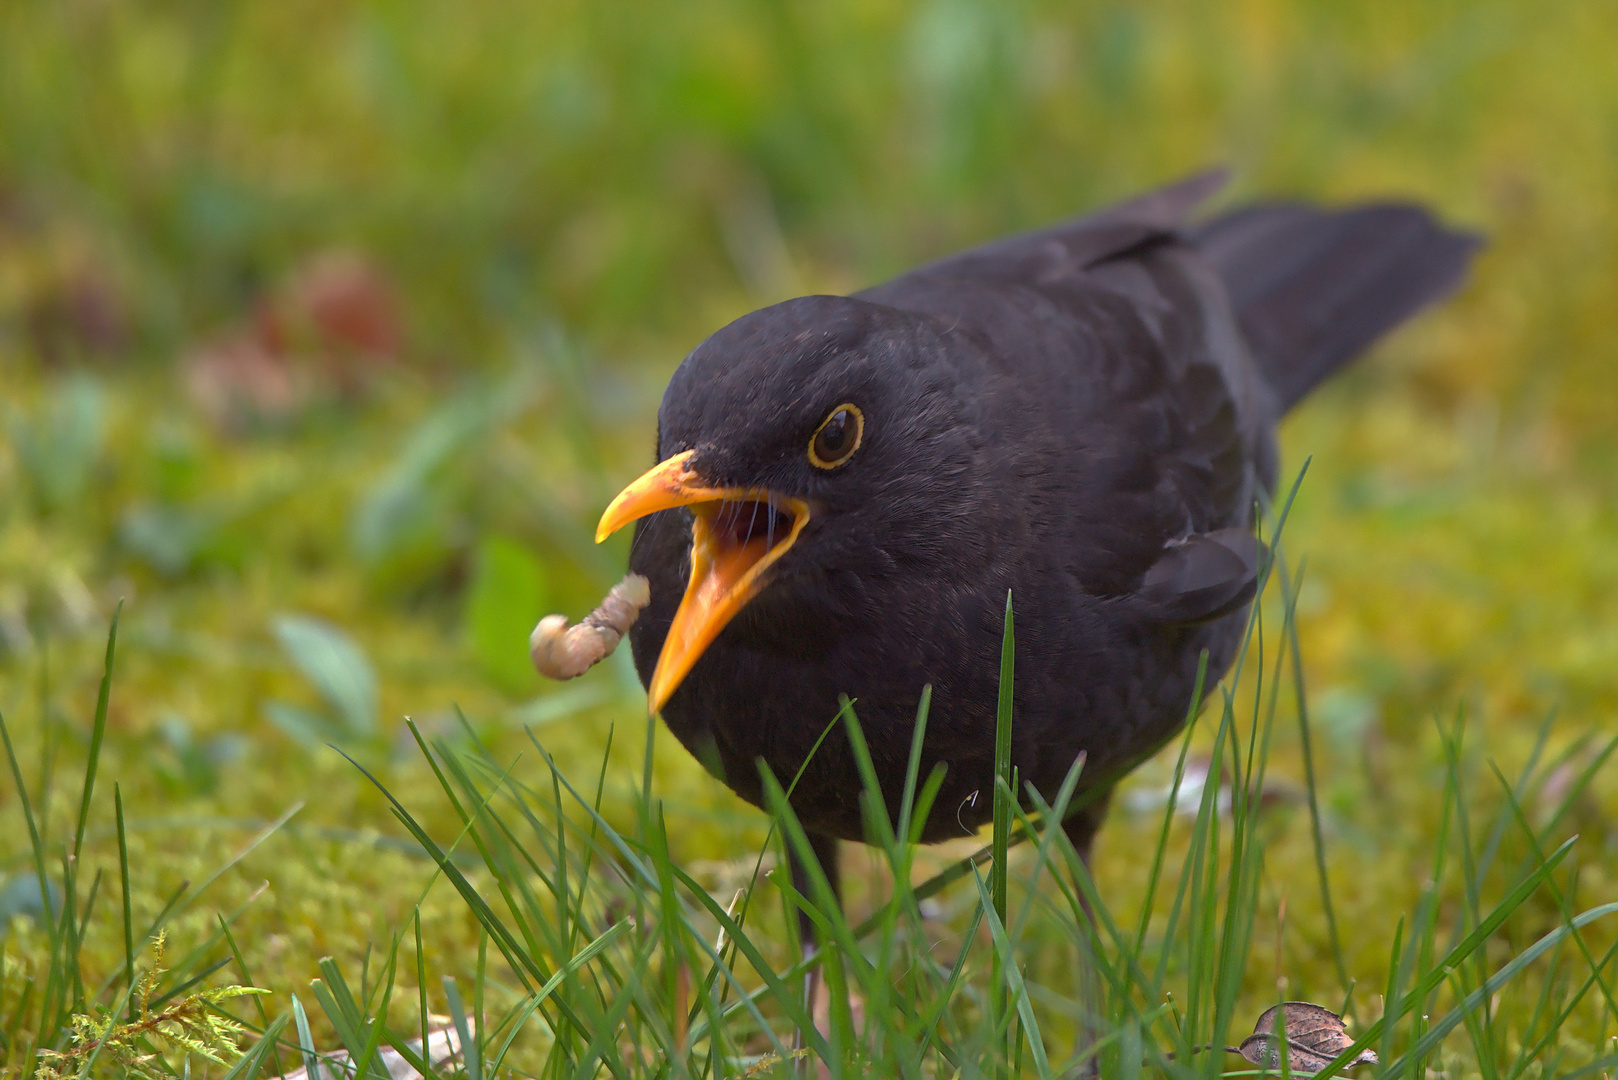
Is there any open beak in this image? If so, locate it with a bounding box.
[596,450,809,714]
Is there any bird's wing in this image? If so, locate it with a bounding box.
[1077,239,1278,623]
[859,171,1274,621]
[894,169,1230,287]
[1193,201,1482,411]
[1129,527,1263,625]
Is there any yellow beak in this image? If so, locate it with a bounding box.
[596,450,810,714]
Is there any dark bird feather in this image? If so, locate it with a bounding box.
[614,170,1479,923]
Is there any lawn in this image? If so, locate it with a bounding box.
[2,1,1617,1076]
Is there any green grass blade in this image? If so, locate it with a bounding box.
[971,867,1050,1080]
[1279,557,1350,995]
[837,695,895,847]
[1313,834,1579,1079]
[898,685,933,846]
[218,1014,291,1080]
[1389,902,1618,1074]
[991,590,1015,926]
[486,921,630,1075]
[443,976,482,1080]
[990,591,1015,1077]
[71,604,120,864]
[290,994,326,1080]
[1132,653,1206,965]
[114,785,134,1009]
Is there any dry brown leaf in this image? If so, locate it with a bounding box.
[1233,1001,1379,1075]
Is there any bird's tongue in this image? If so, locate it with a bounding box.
[593,450,811,714]
[646,501,796,713]
[680,530,771,632]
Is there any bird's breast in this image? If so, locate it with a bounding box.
[639,568,1243,844]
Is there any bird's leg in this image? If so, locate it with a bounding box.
[1059,790,1109,879]
[1061,789,1112,1080]
[790,830,842,951]
[789,831,841,1065]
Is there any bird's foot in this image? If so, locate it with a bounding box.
[794,964,866,1079]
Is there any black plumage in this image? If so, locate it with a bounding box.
[603,171,1479,909]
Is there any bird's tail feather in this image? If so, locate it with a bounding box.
[1192,201,1482,412]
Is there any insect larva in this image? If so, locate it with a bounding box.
[529,573,651,680]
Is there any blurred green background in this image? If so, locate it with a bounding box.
[2,0,1616,1057]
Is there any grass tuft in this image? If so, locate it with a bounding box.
[3,479,1617,1077]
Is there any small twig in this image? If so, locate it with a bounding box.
[1164,1044,1243,1059]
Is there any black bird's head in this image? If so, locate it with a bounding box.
[596,294,992,713]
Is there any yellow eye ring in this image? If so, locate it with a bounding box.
[808,404,864,469]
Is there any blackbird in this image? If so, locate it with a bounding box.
[596,170,1478,920]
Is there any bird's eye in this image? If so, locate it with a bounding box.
[808,404,864,469]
